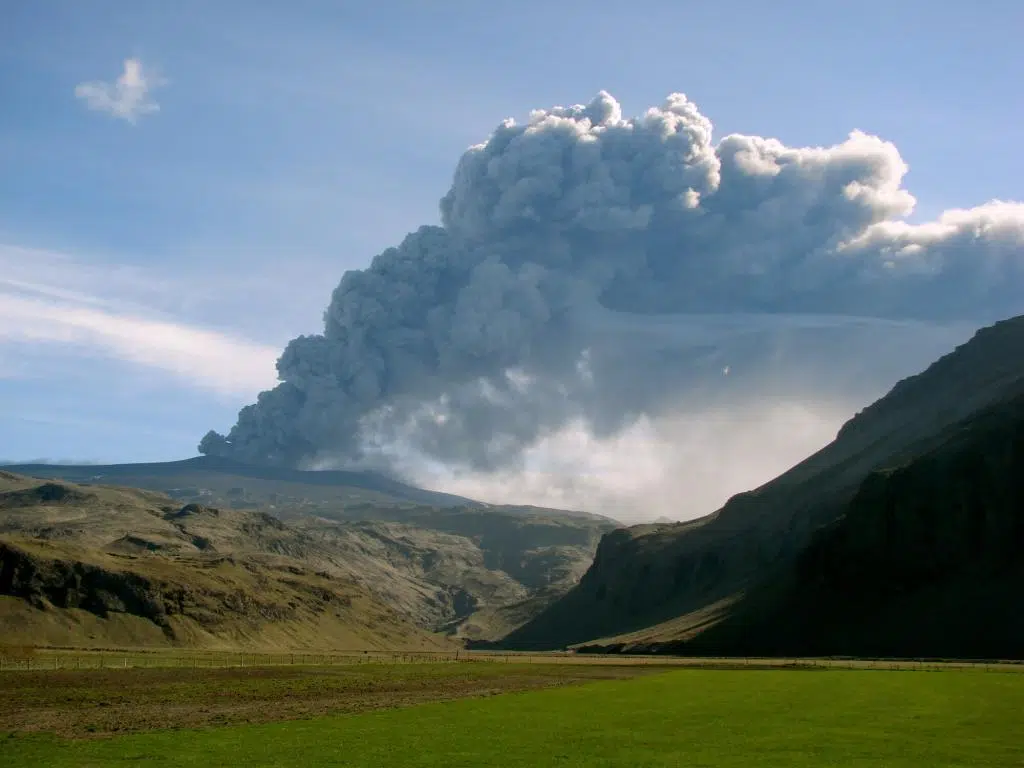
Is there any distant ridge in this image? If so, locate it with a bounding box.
[1,455,477,509]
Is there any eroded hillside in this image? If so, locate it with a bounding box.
[0,469,614,648]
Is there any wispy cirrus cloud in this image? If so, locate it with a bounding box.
[74,58,164,124]
[0,247,278,397]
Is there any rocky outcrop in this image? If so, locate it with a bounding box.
[0,483,93,508]
[0,542,172,627]
[0,542,321,636]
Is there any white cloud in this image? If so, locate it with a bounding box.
[0,249,278,397]
[0,243,325,346]
[74,58,164,123]
[408,404,850,521]
[0,295,277,397]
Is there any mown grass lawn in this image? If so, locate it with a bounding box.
[4,668,1022,767]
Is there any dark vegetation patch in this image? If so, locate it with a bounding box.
[0,484,93,508]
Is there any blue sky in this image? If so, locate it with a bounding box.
[2,0,1022,466]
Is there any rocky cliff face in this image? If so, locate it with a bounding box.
[803,409,1024,597]
[506,315,1024,655]
[0,536,447,651]
[0,541,318,632]
[755,396,1024,659]
[2,541,176,627]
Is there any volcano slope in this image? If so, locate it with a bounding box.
[0,467,614,649]
[505,314,1024,658]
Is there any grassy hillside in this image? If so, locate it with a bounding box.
[0,472,450,650]
[0,467,614,647]
[507,315,1024,655]
[0,539,449,651]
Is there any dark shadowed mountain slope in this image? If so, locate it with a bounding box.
[505,315,1024,655]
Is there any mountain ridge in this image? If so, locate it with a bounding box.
[0,455,476,509]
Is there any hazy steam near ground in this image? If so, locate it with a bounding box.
[201,91,1024,520]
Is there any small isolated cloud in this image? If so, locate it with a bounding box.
[74,58,163,124]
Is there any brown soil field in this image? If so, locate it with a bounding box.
[0,662,667,738]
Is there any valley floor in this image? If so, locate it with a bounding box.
[2,661,1022,766]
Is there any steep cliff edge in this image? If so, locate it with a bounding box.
[506,315,1024,654]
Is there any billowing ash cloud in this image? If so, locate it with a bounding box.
[201,91,1024,494]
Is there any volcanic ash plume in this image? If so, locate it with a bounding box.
[200,91,1024,508]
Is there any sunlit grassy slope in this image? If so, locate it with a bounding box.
[0,465,612,646]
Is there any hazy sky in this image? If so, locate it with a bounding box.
[2,1,1022,517]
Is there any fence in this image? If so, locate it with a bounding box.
[1,647,1022,673]
[0,649,468,672]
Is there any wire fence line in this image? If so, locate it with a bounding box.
[1,647,1021,673]
[0,649,465,672]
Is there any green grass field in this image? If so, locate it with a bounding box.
[4,666,1022,767]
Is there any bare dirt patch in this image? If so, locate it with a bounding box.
[0,662,664,738]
